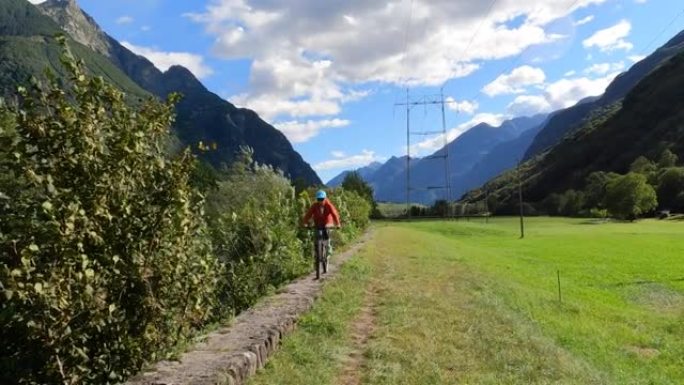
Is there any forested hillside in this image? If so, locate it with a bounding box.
[465,50,684,217]
[524,30,684,160]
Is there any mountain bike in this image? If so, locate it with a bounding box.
[303,227,333,280]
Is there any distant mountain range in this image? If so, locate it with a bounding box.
[331,29,684,206]
[327,161,383,187]
[329,115,546,203]
[0,0,321,185]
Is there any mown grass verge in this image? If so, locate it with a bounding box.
[247,248,373,385]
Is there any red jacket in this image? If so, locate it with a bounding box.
[302,198,341,228]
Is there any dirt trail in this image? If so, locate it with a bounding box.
[336,287,377,385]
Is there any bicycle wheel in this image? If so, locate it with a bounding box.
[322,240,329,274]
[315,240,323,280]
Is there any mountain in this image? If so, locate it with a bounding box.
[524,30,684,160]
[373,156,413,202]
[26,0,320,185]
[458,116,550,197]
[464,40,684,210]
[326,161,382,187]
[0,0,148,100]
[370,114,546,203]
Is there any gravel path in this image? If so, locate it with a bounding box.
[125,231,373,385]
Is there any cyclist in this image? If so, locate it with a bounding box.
[301,190,341,254]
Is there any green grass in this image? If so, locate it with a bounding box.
[247,253,373,385]
[248,218,684,384]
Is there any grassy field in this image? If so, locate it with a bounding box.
[248,217,684,384]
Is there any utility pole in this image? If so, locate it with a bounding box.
[405,88,411,219]
[517,160,525,239]
[440,87,452,218]
[484,187,489,224]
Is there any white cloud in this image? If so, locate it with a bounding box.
[483,65,546,97]
[564,70,577,77]
[507,95,553,116]
[27,0,46,3]
[315,150,385,171]
[584,61,625,75]
[116,16,135,25]
[121,42,214,79]
[187,0,604,124]
[275,118,350,143]
[445,97,479,115]
[331,151,347,158]
[545,73,620,108]
[583,20,633,52]
[574,15,595,26]
[628,55,646,63]
[411,112,507,154]
[141,26,152,32]
[508,71,621,116]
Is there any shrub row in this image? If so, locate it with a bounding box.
[0,43,370,384]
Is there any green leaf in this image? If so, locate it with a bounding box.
[28,244,39,252]
[34,282,43,294]
[3,290,13,300]
[41,201,53,211]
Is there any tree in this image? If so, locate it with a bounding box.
[341,171,380,218]
[630,156,657,175]
[543,190,585,217]
[341,171,373,201]
[604,173,658,220]
[584,171,620,209]
[431,199,450,217]
[0,40,220,384]
[485,192,498,215]
[656,167,684,211]
[560,189,585,217]
[292,176,310,195]
[543,193,564,216]
[657,149,679,169]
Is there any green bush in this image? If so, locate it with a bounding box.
[0,41,369,385]
[205,148,308,314]
[0,42,220,384]
[656,167,684,211]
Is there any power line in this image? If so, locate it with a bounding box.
[457,0,499,70]
[452,1,581,106]
[400,0,416,87]
[638,6,684,55]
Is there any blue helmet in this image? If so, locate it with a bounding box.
[315,190,327,200]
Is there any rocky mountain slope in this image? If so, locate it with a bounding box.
[4,0,321,184]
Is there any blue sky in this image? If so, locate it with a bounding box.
[31,0,684,182]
